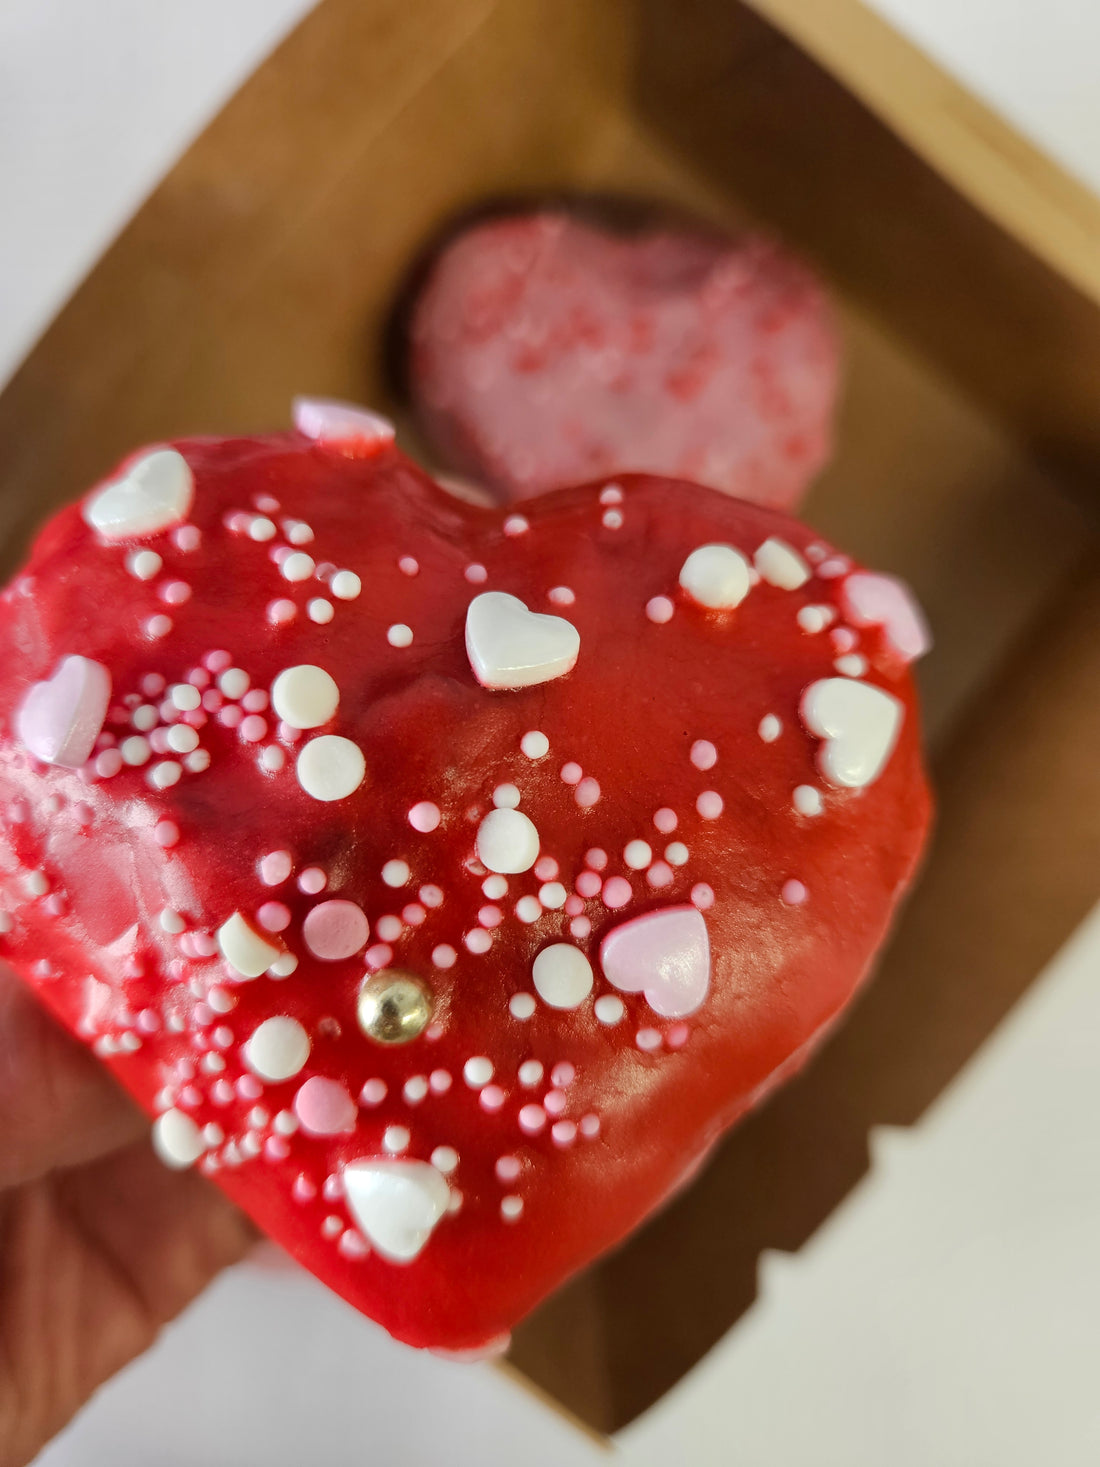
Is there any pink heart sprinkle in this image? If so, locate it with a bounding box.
[599,905,711,1019]
[15,656,111,768]
[840,572,931,663]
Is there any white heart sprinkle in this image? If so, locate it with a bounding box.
[242,1016,311,1082]
[754,537,810,590]
[800,678,903,788]
[475,807,540,874]
[152,1108,204,1170]
[679,544,751,609]
[83,448,194,540]
[216,912,282,979]
[465,592,579,690]
[296,735,366,801]
[343,1159,450,1263]
[292,396,395,450]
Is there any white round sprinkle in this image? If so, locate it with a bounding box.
[759,714,782,743]
[260,745,285,773]
[794,785,824,817]
[404,1075,429,1105]
[602,508,624,530]
[408,801,441,833]
[501,1196,524,1221]
[387,624,413,648]
[509,993,536,1020]
[286,521,314,545]
[273,1110,298,1135]
[679,544,751,610]
[482,875,508,899]
[148,760,182,790]
[533,944,593,1010]
[331,570,362,600]
[515,896,542,924]
[127,549,163,581]
[166,724,199,754]
[219,668,250,700]
[249,516,277,541]
[835,653,869,677]
[476,808,539,874]
[185,749,211,773]
[268,953,298,978]
[131,704,158,732]
[281,552,315,582]
[521,730,549,759]
[383,1125,411,1154]
[623,840,652,870]
[158,908,185,934]
[271,665,339,729]
[152,1108,204,1169]
[465,928,492,955]
[382,859,410,888]
[665,841,689,866]
[308,598,334,624]
[242,1016,310,1082]
[595,994,625,1025]
[696,791,724,819]
[754,537,810,590]
[538,882,567,909]
[464,1057,494,1088]
[492,783,521,809]
[171,683,201,711]
[645,595,674,624]
[548,586,575,606]
[503,515,529,537]
[690,739,717,771]
[431,1146,459,1175]
[798,604,837,634]
[296,735,365,802]
[518,1060,544,1087]
[120,735,151,766]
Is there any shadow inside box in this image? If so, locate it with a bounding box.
[510,567,1100,1430]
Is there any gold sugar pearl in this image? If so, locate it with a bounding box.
[357,971,433,1045]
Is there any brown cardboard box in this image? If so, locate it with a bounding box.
[0,0,1097,1435]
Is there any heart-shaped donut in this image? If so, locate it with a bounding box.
[0,407,930,1353]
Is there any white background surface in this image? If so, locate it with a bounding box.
[1,2,1099,1463]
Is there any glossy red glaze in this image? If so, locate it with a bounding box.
[0,432,928,1350]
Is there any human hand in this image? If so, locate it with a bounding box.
[0,966,254,1467]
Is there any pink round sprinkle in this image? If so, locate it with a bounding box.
[74,802,95,827]
[781,879,808,906]
[429,1069,452,1094]
[204,650,232,674]
[211,1080,234,1106]
[646,595,674,624]
[146,614,172,639]
[257,901,292,933]
[419,884,444,908]
[301,901,369,960]
[600,485,623,505]
[365,943,394,970]
[534,856,559,882]
[479,1085,506,1113]
[259,850,292,886]
[691,883,715,911]
[666,1023,690,1049]
[551,1062,575,1088]
[149,728,172,755]
[551,1120,577,1147]
[653,808,678,834]
[187,668,210,690]
[237,1074,263,1101]
[293,1173,317,1202]
[831,626,858,653]
[376,915,402,943]
[647,861,674,888]
[465,928,492,955]
[496,1155,521,1183]
[696,791,724,820]
[154,819,179,848]
[298,867,327,895]
[576,871,602,899]
[360,1078,387,1106]
[560,762,582,785]
[191,932,218,958]
[543,1089,567,1116]
[432,945,457,969]
[636,1028,663,1052]
[465,563,488,583]
[202,689,224,712]
[242,689,269,713]
[602,876,632,909]
[267,598,297,626]
[174,524,201,552]
[94,749,123,778]
[239,714,268,743]
[518,1104,546,1135]
[294,1076,356,1136]
[690,739,717,771]
[260,745,285,773]
[141,673,167,697]
[503,515,529,537]
[159,580,191,605]
[398,555,419,576]
[548,586,575,606]
[218,704,243,729]
[409,801,441,833]
[402,903,426,927]
[478,905,503,929]
[579,1113,601,1138]
[265,1135,291,1162]
[277,722,302,743]
[575,778,601,808]
[585,849,609,872]
[570,916,592,940]
[564,894,584,916]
